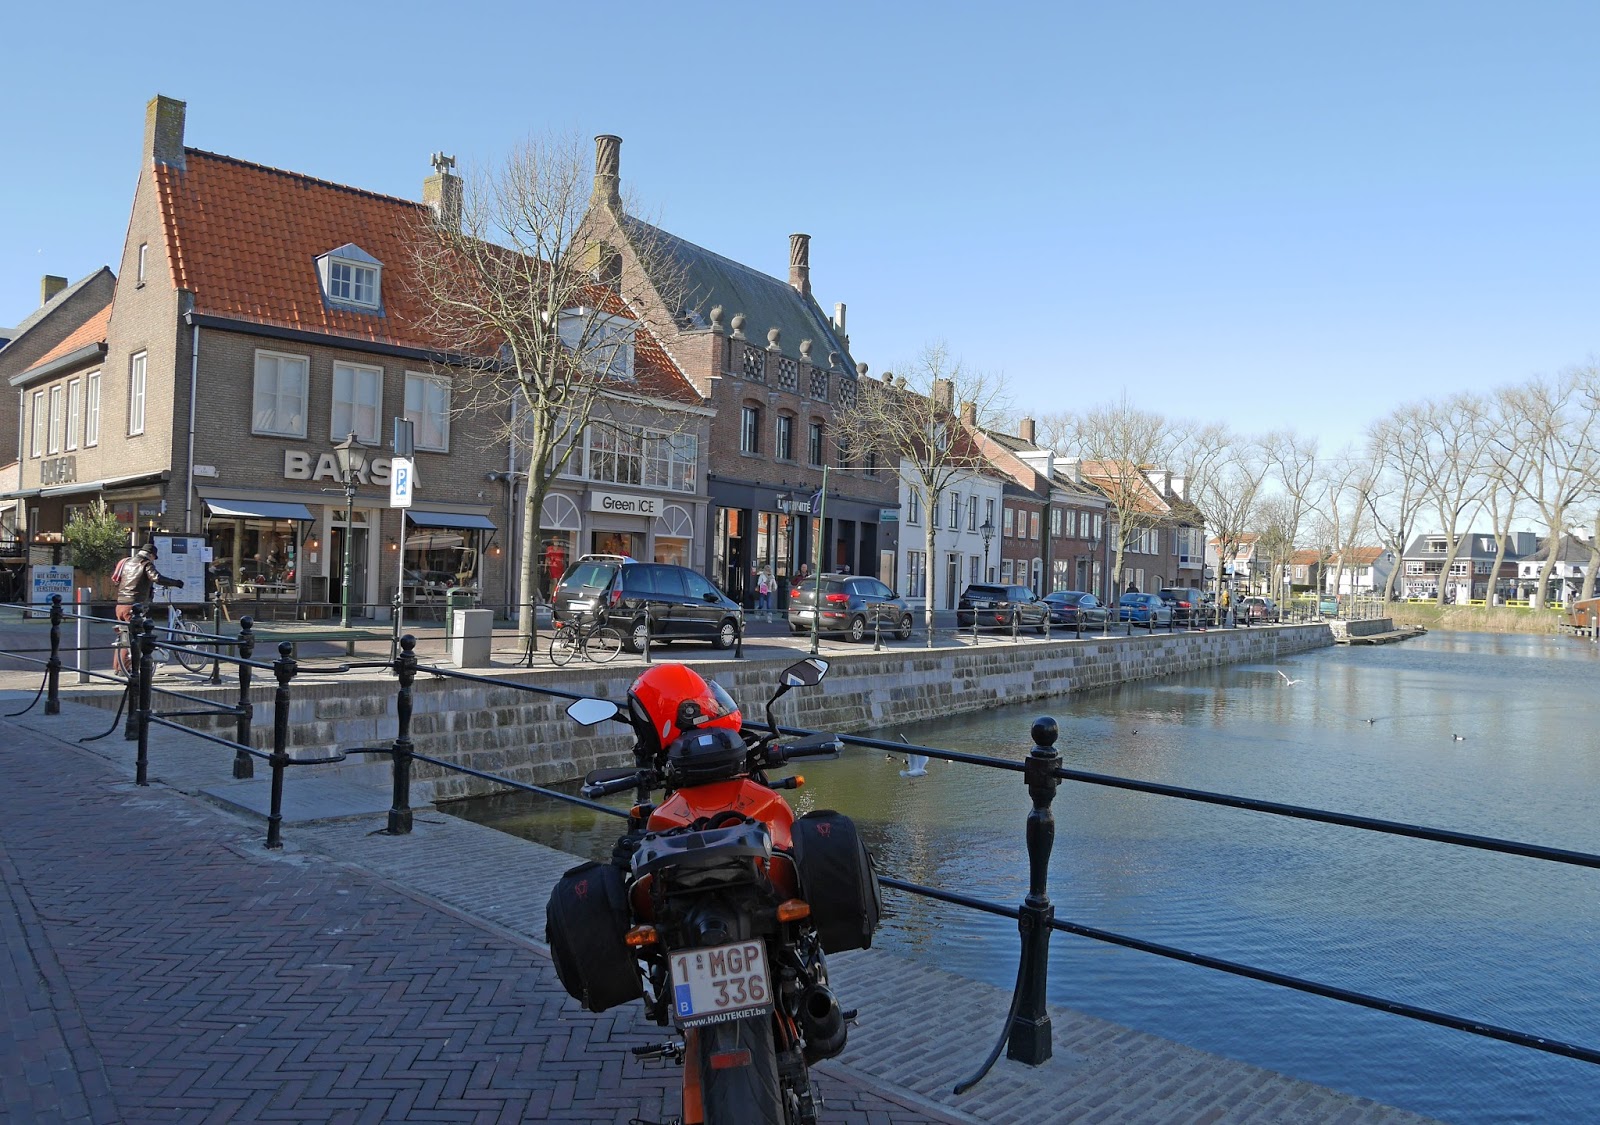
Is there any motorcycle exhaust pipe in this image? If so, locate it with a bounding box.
[799,984,848,1062]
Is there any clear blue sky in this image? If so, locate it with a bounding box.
[5,1,1598,455]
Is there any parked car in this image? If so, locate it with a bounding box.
[1318,594,1340,617]
[1042,590,1109,628]
[956,583,1050,631]
[551,556,744,651]
[1239,595,1280,623]
[1118,592,1173,628]
[788,575,914,642]
[1156,587,1211,626]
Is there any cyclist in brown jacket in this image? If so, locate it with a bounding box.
[114,544,184,672]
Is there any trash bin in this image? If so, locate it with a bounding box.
[443,586,480,646]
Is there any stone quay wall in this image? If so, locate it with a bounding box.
[70,623,1339,801]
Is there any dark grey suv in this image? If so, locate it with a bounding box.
[788,575,914,642]
[552,556,744,652]
[956,583,1049,630]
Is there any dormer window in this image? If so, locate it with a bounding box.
[316,244,383,312]
[558,308,635,380]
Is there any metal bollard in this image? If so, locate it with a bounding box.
[1011,607,1020,643]
[643,609,652,664]
[1075,613,1082,639]
[135,620,156,786]
[124,603,145,741]
[265,641,297,850]
[76,589,90,685]
[233,617,256,779]
[872,609,882,651]
[734,616,744,659]
[971,613,980,646]
[45,595,62,715]
[210,600,223,685]
[387,635,418,835]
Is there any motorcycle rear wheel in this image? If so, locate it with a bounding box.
[696,1015,784,1125]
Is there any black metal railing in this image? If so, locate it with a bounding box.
[6,606,1585,1098]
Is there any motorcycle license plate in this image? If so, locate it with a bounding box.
[669,941,772,1028]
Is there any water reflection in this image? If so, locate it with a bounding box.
[446,632,1600,1124]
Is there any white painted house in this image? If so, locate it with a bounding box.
[895,458,1005,613]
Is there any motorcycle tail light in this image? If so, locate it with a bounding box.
[624,925,659,948]
[776,899,811,923]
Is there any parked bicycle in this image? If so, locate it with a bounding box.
[548,611,623,666]
[117,602,210,675]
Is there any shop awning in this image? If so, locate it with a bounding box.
[407,510,496,531]
[205,498,316,521]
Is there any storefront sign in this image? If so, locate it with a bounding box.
[589,491,660,517]
[30,564,74,608]
[283,449,393,485]
[40,456,77,485]
[879,508,899,522]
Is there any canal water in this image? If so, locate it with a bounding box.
[445,632,1600,1124]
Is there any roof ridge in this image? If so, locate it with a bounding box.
[185,148,428,211]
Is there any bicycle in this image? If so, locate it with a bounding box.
[548,611,622,666]
[137,602,210,674]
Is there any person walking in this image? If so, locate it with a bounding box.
[113,543,185,673]
[754,565,774,614]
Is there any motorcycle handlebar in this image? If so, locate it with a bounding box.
[581,773,644,799]
[771,734,843,763]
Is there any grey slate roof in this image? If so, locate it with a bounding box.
[623,216,856,370]
[0,268,114,353]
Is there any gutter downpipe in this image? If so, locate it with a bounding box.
[184,322,199,533]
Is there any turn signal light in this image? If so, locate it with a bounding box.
[776,899,811,922]
[625,925,659,948]
[793,775,804,787]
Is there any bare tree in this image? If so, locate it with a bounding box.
[1412,394,1491,604]
[836,343,1003,643]
[1477,387,1531,605]
[1253,493,1299,601]
[1180,425,1270,601]
[1502,370,1600,608]
[1362,407,1431,601]
[1263,431,1320,593]
[410,137,690,648]
[1308,451,1375,598]
[1042,398,1178,600]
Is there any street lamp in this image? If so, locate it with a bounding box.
[332,431,367,628]
[979,518,994,583]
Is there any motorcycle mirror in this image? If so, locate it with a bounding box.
[780,657,829,688]
[566,698,620,726]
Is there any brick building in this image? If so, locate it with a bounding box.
[6,97,706,619]
[579,136,897,607]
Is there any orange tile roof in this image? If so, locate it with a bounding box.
[1332,547,1385,566]
[1291,548,1323,565]
[154,149,698,405]
[1077,460,1171,515]
[26,301,111,371]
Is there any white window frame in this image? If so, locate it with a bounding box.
[252,350,309,438]
[403,372,450,452]
[85,372,101,447]
[907,490,921,526]
[558,309,636,380]
[968,495,978,531]
[948,492,961,531]
[47,385,63,454]
[328,259,379,308]
[137,242,148,286]
[128,352,147,436]
[331,360,384,445]
[65,379,81,452]
[30,391,45,458]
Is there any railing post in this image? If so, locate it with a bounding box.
[233,616,256,779]
[387,635,418,835]
[265,641,297,850]
[76,588,90,684]
[1009,716,1061,1064]
[643,608,652,664]
[734,615,744,659]
[45,595,62,715]
[209,599,223,685]
[1011,606,1020,643]
[123,602,145,741]
[135,620,156,786]
[873,608,882,651]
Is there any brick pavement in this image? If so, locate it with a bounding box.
[0,685,1444,1125]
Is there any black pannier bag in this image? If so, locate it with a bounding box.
[545,860,642,1012]
[791,810,882,953]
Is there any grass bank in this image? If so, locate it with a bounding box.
[1387,602,1565,635]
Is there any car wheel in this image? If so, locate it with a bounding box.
[628,619,649,653]
[714,619,739,650]
[847,615,867,643]
[895,613,913,641]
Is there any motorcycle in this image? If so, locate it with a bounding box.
[546,658,881,1125]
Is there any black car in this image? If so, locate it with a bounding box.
[551,556,744,651]
[1042,590,1109,628]
[956,583,1049,631]
[788,575,914,642]
[1157,587,1211,626]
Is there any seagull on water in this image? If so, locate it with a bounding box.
[1277,670,1303,686]
[1363,718,1378,725]
[1453,733,1466,741]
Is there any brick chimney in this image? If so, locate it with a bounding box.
[144,94,186,171]
[592,135,622,209]
[1019,417,1036,445]
[932,378,954,414]
[789,233,811,297]
[423,152,462,229]
[40,275,67,306]
[960,401,977,427]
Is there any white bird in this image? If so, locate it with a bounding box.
[900,754,929,778]
[1453,734,1466,741]
[1277,670,1302,686]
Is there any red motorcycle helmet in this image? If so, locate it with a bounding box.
[627,664,742,763]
